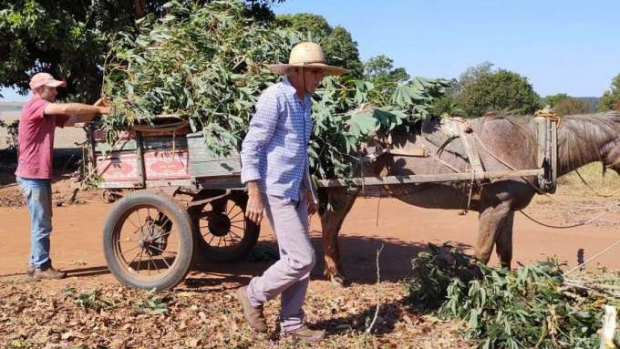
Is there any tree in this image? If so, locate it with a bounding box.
[457,69,541,117]
[275,13,363,78]
[543,93,569,107]
[598,74,620,112]
[553,98,590,116]
[454,61,494,95]
[362,55,409,104]
[0,0,285,102]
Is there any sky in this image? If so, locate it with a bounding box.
[271,0,620,98]
[2,0,619,102]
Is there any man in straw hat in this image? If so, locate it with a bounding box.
[16,72,110,280]
[237,42,346,341]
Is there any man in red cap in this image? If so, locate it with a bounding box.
[16,72,110,279]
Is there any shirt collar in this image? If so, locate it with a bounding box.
[282,77,310,104]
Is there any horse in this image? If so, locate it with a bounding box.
[318,111,620,285]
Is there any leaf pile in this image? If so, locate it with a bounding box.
[102,0,449,179]
[405,244,620,349]
[0,279,473,349]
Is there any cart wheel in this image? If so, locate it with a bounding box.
[103,191,195,291]
[188,192,260,262]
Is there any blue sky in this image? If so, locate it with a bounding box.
[2,0,618,101]
[272,0,620,97]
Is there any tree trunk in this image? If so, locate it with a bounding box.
[134,0,146,19]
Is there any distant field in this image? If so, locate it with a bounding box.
[0,102,23,112]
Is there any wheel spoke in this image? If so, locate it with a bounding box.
[127,216,142,231]
[229,230,242,240]
[147,253,160,273]
[148,245,165,253]
[229,210,243,220]
[121,243,142,256]
[148,230,172,242]
[227,202,234,215]
[160,256,172,269]
[136,208,143,227]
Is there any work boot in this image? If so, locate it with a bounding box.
[280,325,326,343]
[236,286,267,333]
[32,266,66,280]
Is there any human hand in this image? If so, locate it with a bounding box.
[306,189,318,216]
[245,183,264,225]
[94,98,111,115]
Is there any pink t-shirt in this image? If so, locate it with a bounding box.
[15,96,69,179]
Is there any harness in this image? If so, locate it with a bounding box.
[361,113,560,202]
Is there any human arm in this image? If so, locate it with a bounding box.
[45,98,110,126]
[240,91,280,224]
[302,161,319,215]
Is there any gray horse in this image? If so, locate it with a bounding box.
[319,112,620,285]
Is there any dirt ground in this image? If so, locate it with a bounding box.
[1,177,620,286]
[1,171,620,348]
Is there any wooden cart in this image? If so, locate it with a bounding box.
[90,115,556,291]
[88,122,259,291]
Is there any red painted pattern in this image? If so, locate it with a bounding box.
[144,151,190,180]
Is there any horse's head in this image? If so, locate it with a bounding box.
[558,112,620,176]
[598,112,620,174]
[602,140,620,175]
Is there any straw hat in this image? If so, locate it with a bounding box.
[268,42,348,76]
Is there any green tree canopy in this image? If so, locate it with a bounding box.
[362,55,409,105]
[454,61,494,95]
[599,74,620,112]
[457,69,541,117]
[0,0,284,102]
[543,93,569,107]
[275,13,363,78]
[553,97,590,116]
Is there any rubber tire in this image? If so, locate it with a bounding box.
[188,192,260,263]
[103,191,196,291]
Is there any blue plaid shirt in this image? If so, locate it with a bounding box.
[240,78,312,201]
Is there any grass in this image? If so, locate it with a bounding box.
[557,162,620,197]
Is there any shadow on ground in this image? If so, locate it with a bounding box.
[189,236,472,286]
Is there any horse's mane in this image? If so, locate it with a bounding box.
[472,111,620,172]
[557,111,620,171]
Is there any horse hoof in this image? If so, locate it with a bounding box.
[329,275,347,288]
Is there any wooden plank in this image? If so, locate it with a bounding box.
[143,136,188,151]
[318,169,544,188]
[195,176,245,190]
[99,181,144,189]
[457,126,484,180]
[145,179,193,188]
[95,139,137,153]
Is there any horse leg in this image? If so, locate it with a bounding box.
[320,188,358,287]
[474,202,511,264]
[495,211,514,269]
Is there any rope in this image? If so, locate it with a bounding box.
[565,239,620,275]
[472,131,620,211]
[574,168,620,198]
[518,208,612,229]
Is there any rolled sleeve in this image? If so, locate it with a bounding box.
[240,91,280,184]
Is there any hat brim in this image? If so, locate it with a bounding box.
[45,80,67,88]
[30,79,67,90]
[268,63,348,76]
